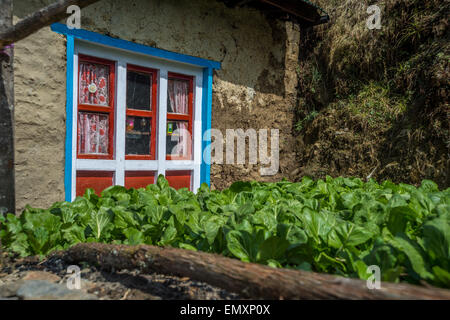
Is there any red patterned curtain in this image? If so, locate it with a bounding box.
[79,62,109,106]
[168,79,188,114]
[78,113,109,155]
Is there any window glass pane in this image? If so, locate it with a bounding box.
[79,62,109,106]
[127,71,152,111]
[167,78,189,114]
[166,121,190,158]
[126,116,151,155]
[78,112,109,155]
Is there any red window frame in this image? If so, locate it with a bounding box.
[77,54,116,160]
[76,171,114,197]
[166,72,194,160]
[125,64,158,160]
[166,170,192,190]
[125,171,156,189]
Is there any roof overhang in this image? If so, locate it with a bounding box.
[219,0,329,26]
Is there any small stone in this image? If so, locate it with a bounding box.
[290,168,301,176]
[23,271,61,283]
[80,279,96,292]
[0,281,25,298]
[81,268,90,275]
[16,280,98,300]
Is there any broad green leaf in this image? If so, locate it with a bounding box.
[178,243,198,251]
[204,216,224,245]
[422,218,449,262]
[432,266,450,287]
[354,260,370,280]
[258,236,290,263]
[28,227,49,255]
[87,209,112,240]
[9,233,30,257]
[420,180,439,192]
[389,234,434,280]
[230,181,252,193]
[328,222,373,249]
[62,225,86,245]
[299,208,335,244]
[226,230,265,263]
[226,230,252,262]
[156,174,170,190]
[387,206,416,235]
[5,213,22,235]
[123,228,144,245]
[266,259,283,268]
[160,225,177,246]
[363,238,397,272]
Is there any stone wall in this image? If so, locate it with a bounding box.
[13,0,301,211]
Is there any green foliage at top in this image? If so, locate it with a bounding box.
[1,175,449,288]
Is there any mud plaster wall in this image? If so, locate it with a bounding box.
[12,14,67,213]
[13,0,301,211]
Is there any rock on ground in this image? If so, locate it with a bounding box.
[0,252,241,300]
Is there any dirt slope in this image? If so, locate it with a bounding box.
[293,0,449,188]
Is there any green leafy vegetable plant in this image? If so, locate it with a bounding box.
[0,175,449,288]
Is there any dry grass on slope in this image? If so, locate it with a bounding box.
[293,0,449,188]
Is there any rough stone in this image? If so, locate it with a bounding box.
[22,271,61,283]
[0,281,24,298]
[16,280,98,300]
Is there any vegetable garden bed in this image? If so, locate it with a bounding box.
[1,175,449,297]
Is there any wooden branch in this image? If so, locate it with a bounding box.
[0,0,101,50]
[60,243,450,300]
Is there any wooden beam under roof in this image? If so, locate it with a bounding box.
[259,0,317,23]
[219,0,327,25]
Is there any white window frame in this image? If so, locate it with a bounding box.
[70,40,203,200]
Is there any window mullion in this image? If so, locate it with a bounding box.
[115,60,127,186]
[158,69,168,177]
[193,75,203,192]
[71,50,79,201]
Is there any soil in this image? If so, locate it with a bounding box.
[0,251,241,300]
[293,101,449,189]
[292,0,449,189]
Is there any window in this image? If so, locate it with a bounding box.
[71,41,206,199]
[52,23,220,202]
[125,65,158,160]
[166,73,193,160]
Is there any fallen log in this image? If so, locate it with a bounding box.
[60,243,450,300]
